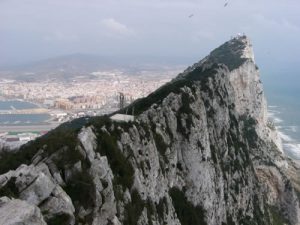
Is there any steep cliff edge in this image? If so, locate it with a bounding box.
[0,35,299,225]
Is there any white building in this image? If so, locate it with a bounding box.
[110,114,135,122]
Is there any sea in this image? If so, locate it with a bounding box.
[0,100,50,125]
[262,70,300,160]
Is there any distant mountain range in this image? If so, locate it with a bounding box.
[0,54,191,82]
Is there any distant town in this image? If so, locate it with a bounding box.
[0,67,183,148]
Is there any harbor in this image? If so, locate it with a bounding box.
[0,108,49,114]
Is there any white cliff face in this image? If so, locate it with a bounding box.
[229,61,263,121]
[228,60,286,162]
[237,36,255,62]
[0,36,299,225]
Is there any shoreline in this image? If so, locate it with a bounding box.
[268,105,300,160]
[0,99,54,126]
[0,98,45,110]
[0,123,61,133]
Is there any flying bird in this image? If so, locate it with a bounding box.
[224,2,229,7]
[188,14,194,18]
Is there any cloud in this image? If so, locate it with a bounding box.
[252,14,300,33]
[282,19,299,32]
[44,31,79,42]
[192,30,216,41]
[1,0,300,66]
[100,18,135,37]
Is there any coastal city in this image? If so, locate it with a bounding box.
[0,68,181,148]
[0,69,176,111]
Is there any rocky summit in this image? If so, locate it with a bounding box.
[1,35,300,225]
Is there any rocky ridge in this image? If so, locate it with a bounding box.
[0,35,300,225]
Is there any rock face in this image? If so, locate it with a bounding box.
[0,197,46,225]
[0,35,300,225]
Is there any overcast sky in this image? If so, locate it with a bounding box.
[1,0,300,71]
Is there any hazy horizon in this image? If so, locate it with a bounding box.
[1,0,300,72]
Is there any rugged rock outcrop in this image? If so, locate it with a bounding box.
[0,35,299,225]
[0,197,46,225]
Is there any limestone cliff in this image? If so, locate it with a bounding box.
[0,35,299,225]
